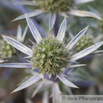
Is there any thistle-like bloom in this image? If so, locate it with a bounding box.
[0,15,103,93]
[68,30,103,53]
[0,40,15,58]
[75,35,94,52]
[13,0,102,30]
[0,25,28,59]
[69,32,94,52]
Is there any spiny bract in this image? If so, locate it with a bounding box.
[35,0,74,13]
[31,38,71,74]
[75,35,94,52]
[0,40,15,58]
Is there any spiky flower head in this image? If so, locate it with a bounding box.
[0,40,15,58]
[35,0,74,13]
[1,15,103,94]
[14,0,101,31]
[32,38,71,74]
[0,25,28,59]
[75,35,94,52]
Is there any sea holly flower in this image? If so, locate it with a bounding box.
[68,29,103,55]
[0,40,15,59]
[0,25,28,59]
[68,31,94,52]
[0,15,103,93]
[13,0,102,30]
[75,35,94,52]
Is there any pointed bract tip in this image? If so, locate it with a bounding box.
[98,17,102,20]
[60,13,69,18]
[76,86,79,88]
[10,91,14,94]
[87,25,90,28]
[1,35,6,38]
[10,89,17,94]
[78,87,80,89]
[2,35,8,39]
[11,20,14,22]
[72,85,79,88]
[1,34,4,37]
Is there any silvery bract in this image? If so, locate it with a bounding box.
[0,15,103,94]
[13,0,102,30]
[17,25,28,42]
[0,25,28,59]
